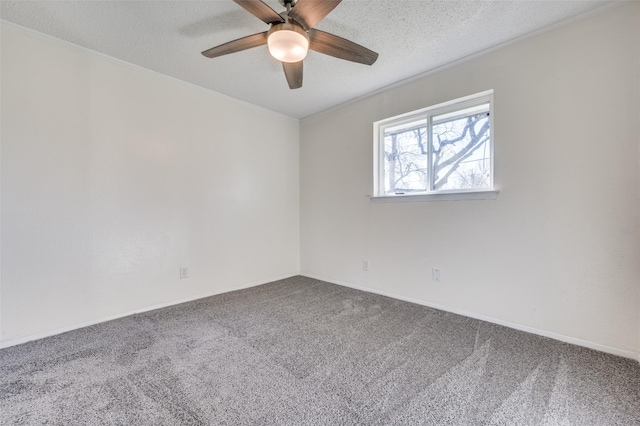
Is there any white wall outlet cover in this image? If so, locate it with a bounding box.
[180,267,189,279]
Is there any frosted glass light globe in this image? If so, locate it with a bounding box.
[267,24,309,63]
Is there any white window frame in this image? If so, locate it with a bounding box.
[372,90,498,202]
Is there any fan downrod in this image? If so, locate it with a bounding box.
[278,0,299,8]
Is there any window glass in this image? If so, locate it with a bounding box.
[431,103,490,191]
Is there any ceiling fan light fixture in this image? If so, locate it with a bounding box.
[202,0,378,90]
[267,23,309,63]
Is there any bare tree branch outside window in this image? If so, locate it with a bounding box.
[383,103,491,194]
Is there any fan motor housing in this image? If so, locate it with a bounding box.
[268,21,308,42]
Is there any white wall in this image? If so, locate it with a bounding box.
[0,24,300,344]
[300,3,640,358]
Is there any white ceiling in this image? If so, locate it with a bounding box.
[1,0,613,118]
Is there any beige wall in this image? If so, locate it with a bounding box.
[0,24,300,344]
[300,3,640,358]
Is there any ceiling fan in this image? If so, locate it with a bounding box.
[201,0,378,89]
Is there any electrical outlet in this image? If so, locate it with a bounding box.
[432,268,441,282]
[363,260,369,271]
[180,267,188,279]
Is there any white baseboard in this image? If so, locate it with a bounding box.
[302,273,640,362]
[0,273,297,349]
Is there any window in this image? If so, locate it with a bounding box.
[373,91,494,200]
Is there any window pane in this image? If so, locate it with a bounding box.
[383,119,428,194]
[431,103,490,191]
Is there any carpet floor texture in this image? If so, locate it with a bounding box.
[1,276,639,425]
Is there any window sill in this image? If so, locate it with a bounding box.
[370,189,499,203]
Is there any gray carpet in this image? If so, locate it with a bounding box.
[1,276,639,425]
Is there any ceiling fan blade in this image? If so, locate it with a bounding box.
[288,0,341,31]
[309,29,378,65]
[282,61,303,89]
[233,0,285,25]
[201,32,268,58]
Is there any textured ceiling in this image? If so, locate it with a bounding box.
[1,0,613,118]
